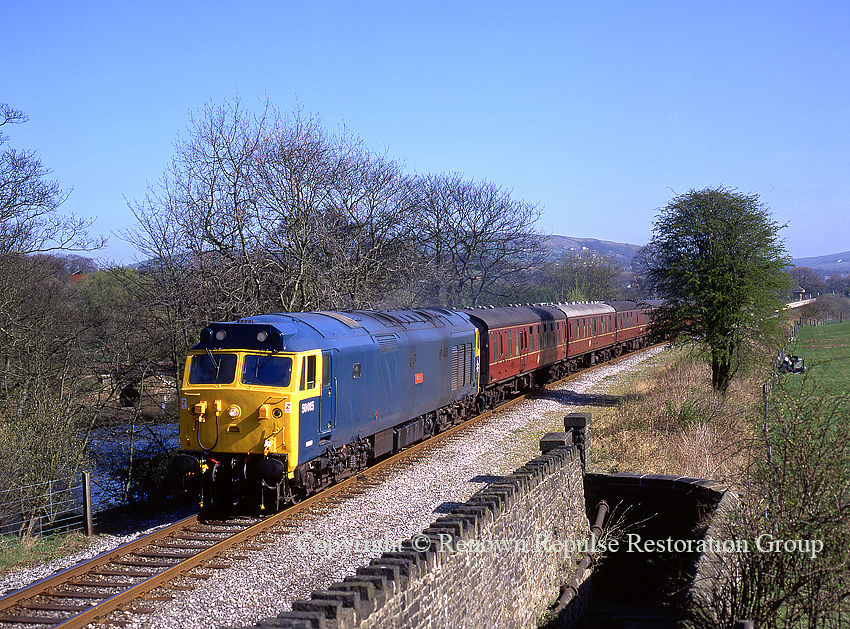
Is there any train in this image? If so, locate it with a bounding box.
[173,300,660,511]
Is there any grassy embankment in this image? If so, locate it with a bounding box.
[785,320,850,397]
[589,347,762,483]
[585,321,849,482]
[578,322,850,627]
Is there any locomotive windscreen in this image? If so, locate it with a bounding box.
[242,355,293,387]
[188,353,237,384]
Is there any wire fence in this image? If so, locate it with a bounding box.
[1,424,182,548]
[0,472,117,547]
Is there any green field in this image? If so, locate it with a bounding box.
[788,321,850,396]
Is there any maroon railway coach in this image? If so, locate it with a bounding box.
[607,300,660,354]
[463,301,660,410]
[464,305,566,408]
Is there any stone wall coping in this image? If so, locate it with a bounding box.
[253,444,583,629]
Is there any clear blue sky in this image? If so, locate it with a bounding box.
[4,1,849,264]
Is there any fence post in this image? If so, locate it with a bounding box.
[82,471,94,536]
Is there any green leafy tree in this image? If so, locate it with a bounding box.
[640,186,792,393]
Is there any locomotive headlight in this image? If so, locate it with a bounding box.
[215,329,227,341]
[227,404,241,419]
[256,330,268,343]
[272,407,283,419]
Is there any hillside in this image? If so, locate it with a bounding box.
[543,236,642,269]
[546,236,848,277]
[791,251,850,275]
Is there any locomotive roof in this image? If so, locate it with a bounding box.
[193,308,474,352]
[462,305,565,329]
[327,308,469,333]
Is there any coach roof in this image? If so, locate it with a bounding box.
[551,302,616,318]
[462,305,565,329]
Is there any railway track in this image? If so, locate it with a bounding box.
[0,399,524,628]
[0,345,662,628]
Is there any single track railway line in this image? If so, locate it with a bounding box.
[0,344,663,628]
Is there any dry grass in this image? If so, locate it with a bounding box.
[592,348,762,484]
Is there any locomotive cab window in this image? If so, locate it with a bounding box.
[241,355,293,387]
[299,355,317,390]
[188,353,237,385]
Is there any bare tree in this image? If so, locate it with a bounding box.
[0,104,104,255]
[0,106,106,521]
[248,105,349,311]
[413,173,547,307]
[789,266,825,298]
[127,98,426,318]
[542,249,624,302]
[309,142,419,309]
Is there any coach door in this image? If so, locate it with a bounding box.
[319,351,336,442]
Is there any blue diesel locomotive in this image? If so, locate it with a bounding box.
[174,308,479,510]
[174,301,657,511]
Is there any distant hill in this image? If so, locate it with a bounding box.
[544,236,643,269]
[545,236,849,277]
[791,251,850,276]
